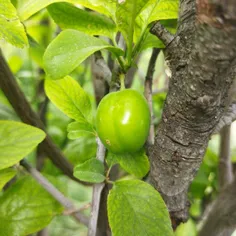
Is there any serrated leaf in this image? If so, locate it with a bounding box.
[107,149,150,178]
[0,0,28,47]
[48,3,117,39]
[18,0,116,21]
[0,121,46,170]
[108,180,173,236]
[0,168,17,190]
[0,176,63,236]
[74,158,105,183]
[43,29,123,80]
[45,76,92,122]
[67,121,96,140]
[116,0,147,62]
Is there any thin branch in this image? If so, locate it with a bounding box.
[0,50,86,184]
[218,125,233,190]
[20,159,89,227]
[150,21,175,46]
[145,48,160,145]
[63,203,91,216]
[88,138,106,236]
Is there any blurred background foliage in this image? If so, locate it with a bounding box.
[1,6,236,236]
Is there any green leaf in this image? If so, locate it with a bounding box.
[48,3,117,39]
[116,0,147,63]
[45,76,92,122]
[0,121,46,170]
[18,0,116,21]
[0,0,28,47]
[139,32,165,51]
[74,158,105,183]
[0,176,63,236]
[0,168,17,190]
[141,0,179,24]
[107,149,150,178]
[108,179,173,236]
[64,135,97,165]
[43,29,123,80]
[175,219,197,236]
[134,1,178,53]
[67,121,96,140]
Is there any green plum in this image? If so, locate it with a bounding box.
[96,89,150,154]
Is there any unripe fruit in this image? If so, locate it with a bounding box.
[96,89,150,154]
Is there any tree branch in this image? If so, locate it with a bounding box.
[0,50,86,183]
[199,176,236,236]
[88,138,106,236]
[150,0,236,226]
[214,102,236,134]
[150,21,175,47]
[218,125,233,189]
[145,48,160,145]
[20,159,89,226]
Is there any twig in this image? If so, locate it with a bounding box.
[218,125,233,190]
[0,50,87,184]
[20,159,89,226]
[63,203,91,216]
[150,21,175,46]
[145,48,160,145]
[88,138,106,236]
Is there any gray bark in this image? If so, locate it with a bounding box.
[149,0,236,226]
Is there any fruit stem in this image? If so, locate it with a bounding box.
[120,73,126,90]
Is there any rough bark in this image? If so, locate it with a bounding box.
[149,0,236,225]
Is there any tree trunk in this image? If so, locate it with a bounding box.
[150,0,236,226]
